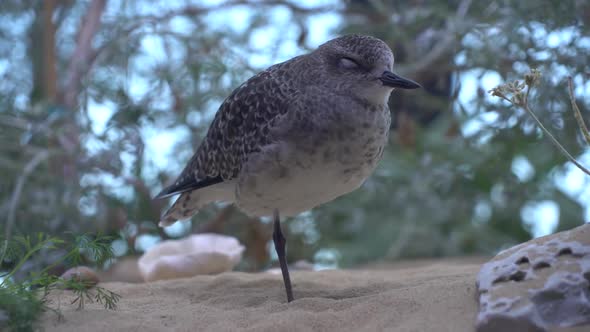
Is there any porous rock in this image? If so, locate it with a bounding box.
[476,223,590,331]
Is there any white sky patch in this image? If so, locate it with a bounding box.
[553,150,590,220]
[511,155,535,182]
[205,5,253,32]
[0,59,8,77]
[546,26,586,48]
[169,16,197,35]
[140,34,167,61]
[162,220,192,238]
[127,72,151,102]
[142,125,191,170]
[521,200,560,238]
[458,69,503,111]
[573,73,590,98]
[313,248,341,270]
[473,200,492,224]
[87,99,116,135]
[297,0,339,7]
[306,13,341,47]
[289,211,320,245]
[555,162,587,194]
[111,238,129,257]
[458,69,504,139]
[80,171,135,202]
[461,112,499,138]
[135,233,162,252]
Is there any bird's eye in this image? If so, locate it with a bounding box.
[339,57,360,69]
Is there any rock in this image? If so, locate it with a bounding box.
[476,223,590,332]
[60,266,99,288]
[137,233,245,282]
[98,256,143,283]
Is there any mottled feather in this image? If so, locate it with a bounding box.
[155,58,306,224]
[155,34,417,225]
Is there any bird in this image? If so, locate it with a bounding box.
[154,34,421,303]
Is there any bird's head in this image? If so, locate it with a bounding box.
[313,34,421,105]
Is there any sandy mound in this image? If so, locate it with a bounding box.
[41,258,483,332]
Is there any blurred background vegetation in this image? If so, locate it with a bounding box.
[0,0,588,276]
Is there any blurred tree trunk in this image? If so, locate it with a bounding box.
[30,1,56,103]
[42,0,57,103]
[23,0,108,234]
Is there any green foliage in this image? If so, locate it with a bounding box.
[0,285,44,332]
[0,233,120,331]
[0,1,588,273]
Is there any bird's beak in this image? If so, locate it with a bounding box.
[380,71,421,89]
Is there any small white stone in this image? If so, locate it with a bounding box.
[137,233,245,282]
[60,266,99,288]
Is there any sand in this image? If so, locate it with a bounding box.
[41,258,483,332]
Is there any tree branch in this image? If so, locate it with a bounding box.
[398,0,474,76]
[5,150,50,242]
[88,1,337,68]
[60,0,108,110]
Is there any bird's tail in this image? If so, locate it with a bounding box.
[158,182,234,227]
[158,191,203,227]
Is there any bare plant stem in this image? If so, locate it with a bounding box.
[492,72,590,176]
[521,102,590,176]
[567,76,590,146]
[498,86,590,176]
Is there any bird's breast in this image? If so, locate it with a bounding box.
[235,103,390,217]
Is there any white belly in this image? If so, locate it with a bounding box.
[235,140,382,217]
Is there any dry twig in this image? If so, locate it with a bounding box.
[489,70,590,176]
[5,150,50,241]
[567,76,590,145]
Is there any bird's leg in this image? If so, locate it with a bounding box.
[273,209,294,302]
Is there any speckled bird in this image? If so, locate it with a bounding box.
[154,34,421,302]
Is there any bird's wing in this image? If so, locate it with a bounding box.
[154,63,296,199]
[154,174,223,199]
